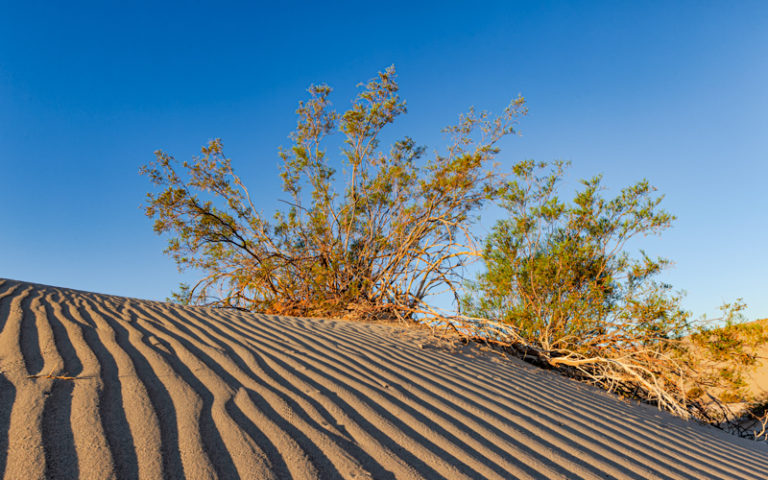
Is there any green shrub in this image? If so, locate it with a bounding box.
[463,160,768,439]
[142,66,525,321]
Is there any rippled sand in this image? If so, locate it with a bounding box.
[0,279,765,479]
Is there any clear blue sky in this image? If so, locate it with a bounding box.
[1,1,766,320]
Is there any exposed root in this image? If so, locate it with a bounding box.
[431,316,768,442]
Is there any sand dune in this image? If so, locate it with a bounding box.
[744,319,768,399]
[0,279,766,479]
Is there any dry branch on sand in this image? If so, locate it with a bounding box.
[432,315,768,441]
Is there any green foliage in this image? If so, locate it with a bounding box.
[687,303,768,401]
[463,161,768,436]
[141,66,526,320]
[465,160,685,351]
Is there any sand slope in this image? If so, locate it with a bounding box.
[745,319,768,399]
[0,279,765,480]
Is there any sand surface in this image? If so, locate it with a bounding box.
[745,319,768,399]
[0,279,766,479]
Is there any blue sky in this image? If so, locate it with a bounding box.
[1,1,766,320]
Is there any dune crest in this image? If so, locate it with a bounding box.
[0,279,765,479]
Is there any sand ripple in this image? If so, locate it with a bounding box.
[0,279,766,479]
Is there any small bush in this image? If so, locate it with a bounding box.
[462,161,768,439]
[142,66,525,321]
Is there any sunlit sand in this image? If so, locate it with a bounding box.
[0,279,765,479]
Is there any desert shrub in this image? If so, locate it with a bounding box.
[685,308,768,422]
[465,160,682,348]
[462,160,768,438]
[141,65,767,439]
[141,66,525,321]
[686,313,768,440]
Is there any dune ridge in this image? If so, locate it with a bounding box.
[0,278,765,479]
